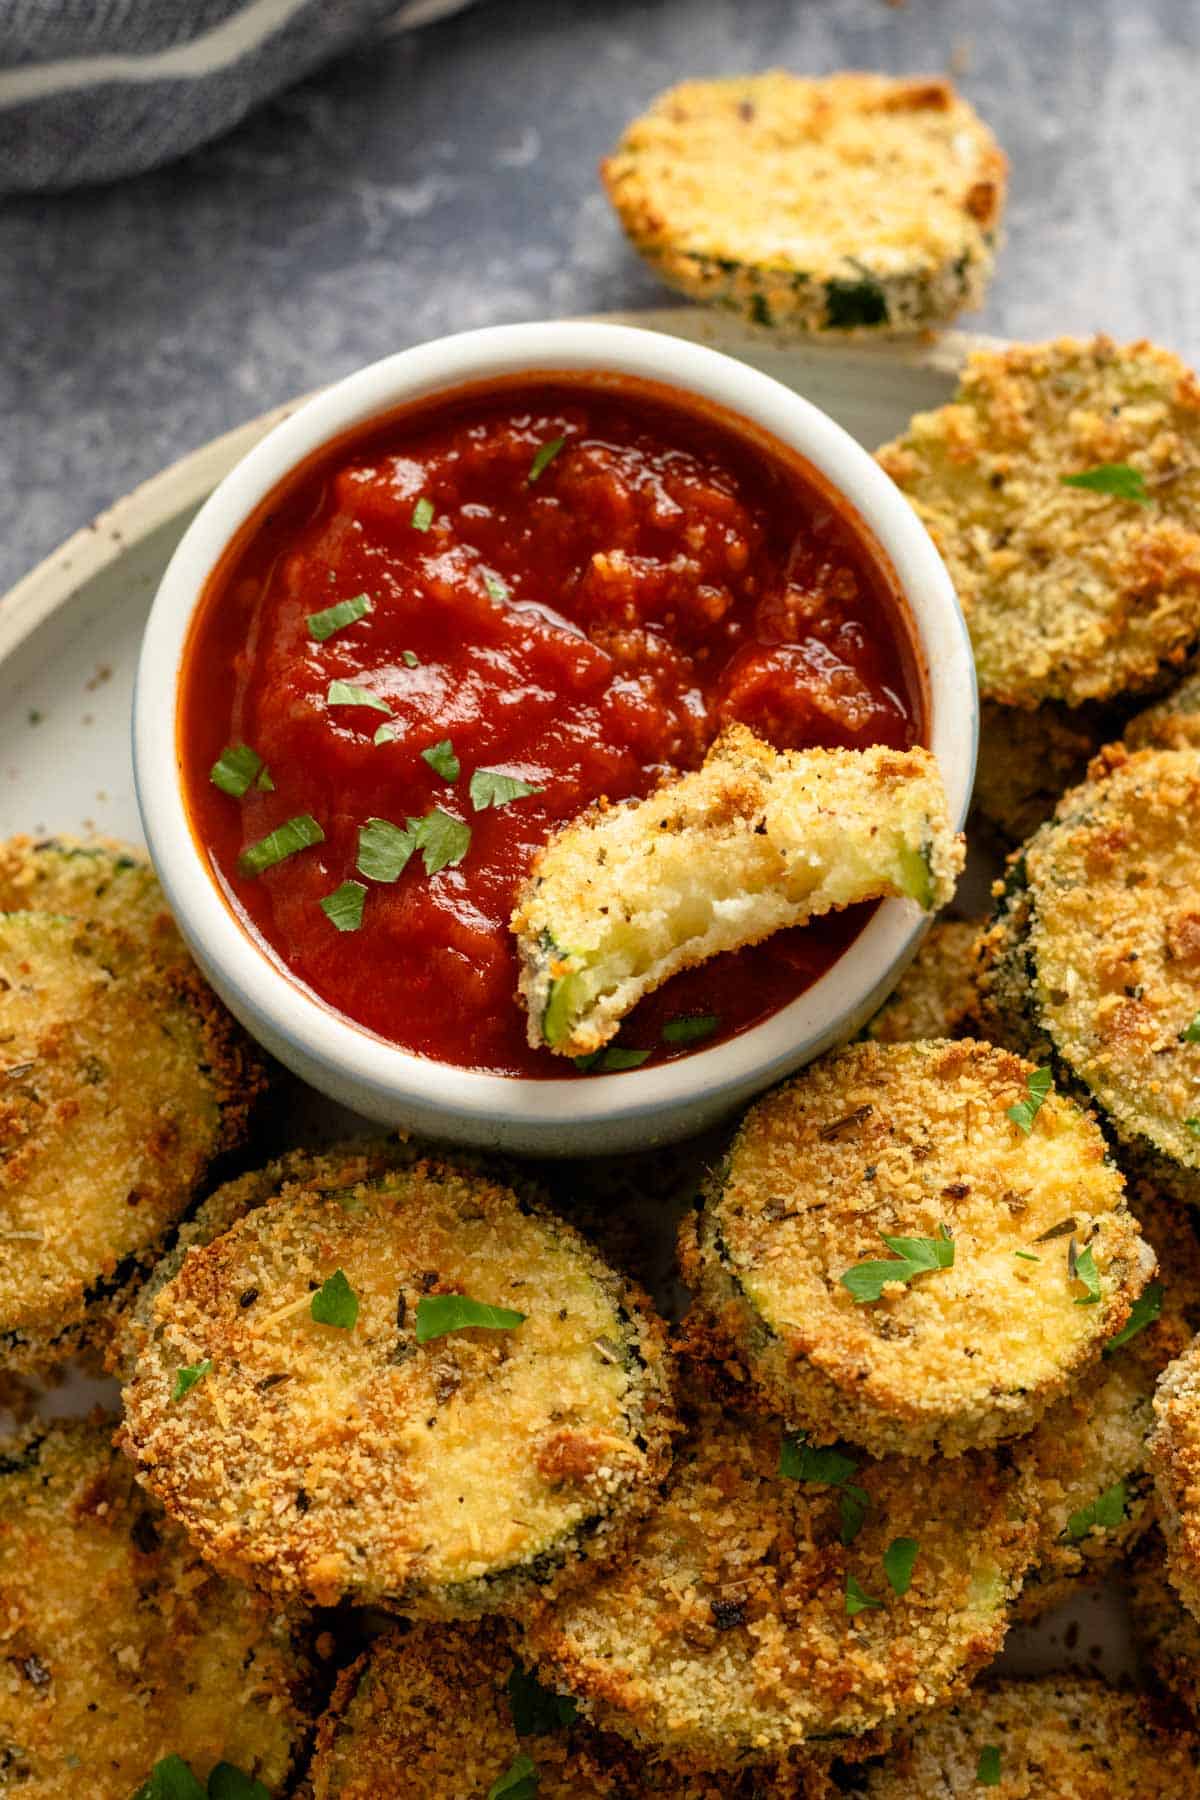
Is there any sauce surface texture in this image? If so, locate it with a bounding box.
[181,376,924,1075]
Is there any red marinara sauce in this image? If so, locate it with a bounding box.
[180,375,925,1076]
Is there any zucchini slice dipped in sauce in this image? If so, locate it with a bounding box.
[120,1156,674,1614]
[680,1039,1154,1459]
[0,911,263,1372]
[512,725,962,1060]
[978,742,1200,1207]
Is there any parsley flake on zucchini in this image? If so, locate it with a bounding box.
[414,1294,527,1342]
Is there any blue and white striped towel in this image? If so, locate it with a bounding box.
[0,0,476,192]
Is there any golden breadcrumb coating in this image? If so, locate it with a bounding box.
[521,1398,1035,1768]
[1125,661,1200,750]
[602,72,1005,335]
[1013,1183,1200,1619]
[0,912,263,1372]
[680,1039,1152,1458]
[0,1417,312,1796]
[120,1157,675,1613]
[978,742,1200,1206]
[973,700,1111,843]
[851,1675,1200,1795]
[877,336,1200,707]
[1128,1529,1200,1724]
[307,1623,827,1798]
[1150,1329,1200,1626]
[0,833,186,965]
[865,919,983,1043]
[513,724,962,1058]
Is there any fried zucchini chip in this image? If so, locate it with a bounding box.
[120,1157,675,1613]
[306,1622,826,1798]
[0,912,263,1371]
[972,700,1111,843]
[1013,1184,1200,1619]
[978,743,1200,1207]
[602,72,1005,336]
[520,1398,1034,1769]
[1150,1329,1200,1626]
[0,834,184,964]
[847,1675,1200,1796]
[864,918,983,1044]
[1129,1529,1200,1724]
[0,1417,312,1796]
[512,725,962,1058]
[877,337,1200,708]
[680,1040,1153,1459]
[1125,660,1200,750]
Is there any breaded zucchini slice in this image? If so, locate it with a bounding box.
[0,1417,312,1796]
[120,1156,675,1612]
[1129,1529,1200,1724]
[877,336,1200,707]
[978,743,1200,1207]
[0,833,185,964]
[973,700,1111,843]
[864,918,983,1044]
[306,1622,825,1799]
[1126,660,1200,750]
[847,1676,1200,1796]
[512,725,962,1058]
[1013,1183,1200,1619]
[680,1039,1153,1459]
[520,1397,1035,1769]
[1150,1331,1200,1625]
[0,912,262,1371]
[602,72,1005,336]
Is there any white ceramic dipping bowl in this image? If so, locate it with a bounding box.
[133,320,977,1156]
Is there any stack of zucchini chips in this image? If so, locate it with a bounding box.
[4,68,1200,1800]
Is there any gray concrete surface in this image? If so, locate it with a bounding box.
[4,0,1199,590]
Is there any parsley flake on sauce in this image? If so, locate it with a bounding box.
[1066,1478,1127,1541]
[171,1360,211,1403]
[469,768,543,811]
[311,1269,359,1329]
[841,1226,954,1305]
[527,436,566,484]
[507,1661,578,1735]
[778,1431,871,1545]
[415,1294,527,1343]
[1069,1238,1102,1306]
[357,817,416,883]
[327,679,392,715]
[572,1046,652,1073]
[1182,1013,1200,1044]
[374,722,399,746]
[210,743,265,797]
[662,1013,719,1046]
[976,1745,1002,1786]
[238,814,324,877]
[1007,1066,1052,1134]
[484,573,510,603]
[1104,1281,1163,1354]
[1060,462,1151,504]
[320,880,367,933]
[883,1536,919,1596]
[411,496,434,531]
[307,592,371,641]
[845,1573,883,1617]
[421,738,461,782]
[402,649,421,668]
[410,807,471,875]
[487,1754,538,1800]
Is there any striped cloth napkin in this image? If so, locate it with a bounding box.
[0,0,476,192]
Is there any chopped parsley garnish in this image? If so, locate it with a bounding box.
[1014,1250,1040,1262]
[256,766,275,791]
[1104,1281,1163,1353]
[841,1226,954,1305]
[311,1268,359,1329]
[171,1360,211,1403]
[976,1744,1002,1786]
[415,1293,527,1342]
[883,1536,918,1596]
[662,1013,720,1046]
[487,1755,538,1800]
[357,817,416,883]
[1069,1238,1102,1305]
[421,738,460,782]
[132,1756,268,1800]
[1060,462,1150,504]
[402,649,421,668]
[572,1045,653,1072]
[527,436,566,483]
[210,743,265,798]
[484,573,510,603]
[1187,1118,1200,1137]
[1182,1013,1200,1043]
[411,807,471,875]
[374,722,398,745]
[1007,1065,1052,1134]
[326,678,392,714]
[238,814,324,876]
[470,767,543,811]
[1066,1478,1127,1541]
[208,1766,271,1800]
[411,496,434,531]
[307,592,371,641]
[845,1573,882,1616]
[507,1661,578,1735]
[320,880,366,933]
[779,1431,871,1545]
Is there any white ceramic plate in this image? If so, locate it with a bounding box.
[0,307,1130,1690]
